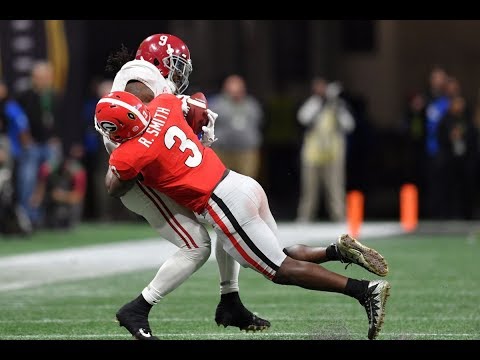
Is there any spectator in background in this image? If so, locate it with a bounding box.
[425,66,449,103]
[296,78,355,223]
[15,60,64,227]
[402,91,426,186]
[423,66,450,219]
[471,90,480,217]
[437,95,477,219]
[445,75,473,118]
[0,79,32,235]
[401,91,427,217]
[445,75,462,98]
[83,78,113,159]
[209,74,264,180]
[30,142,87,229]
[0,80,31,166]
[0,113,14,234]
[0,115,12,172]
[81,77,113,220]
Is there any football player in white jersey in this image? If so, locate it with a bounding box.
[97,34,271,340]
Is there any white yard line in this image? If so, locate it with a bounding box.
[0,332,477,340]
[1,315,480,323]
[0,222,403,292]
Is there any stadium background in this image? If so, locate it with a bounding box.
[4,20,480,219]
[0,20,479,342]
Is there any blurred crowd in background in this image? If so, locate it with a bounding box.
[2,20,480,237]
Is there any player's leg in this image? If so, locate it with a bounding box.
[117,182,267,337]
[214,242,271,331]
[273,255,390,340]
[204,171,390,340]
[115,183,211,340]
[134,184,270,331]
[124,183,212,300]
[283,235,389,277]
[258,173,389,277]
[213,208,390,340]
[195,210,271,331]
[215,240,240,295]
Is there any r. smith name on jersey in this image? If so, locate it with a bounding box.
[138,106,170,148]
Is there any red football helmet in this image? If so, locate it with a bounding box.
[94,91,151,144]
[136,34,193,95]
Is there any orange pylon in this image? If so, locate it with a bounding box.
[400,183,418,232]
[346,190,364,238]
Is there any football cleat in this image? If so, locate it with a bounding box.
[360,280,391,340]
[215,302,271,332]
[115,298,159,340]
[336,234,389,277]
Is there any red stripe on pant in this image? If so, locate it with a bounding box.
[205,203,274,279]
[137,182,198,249]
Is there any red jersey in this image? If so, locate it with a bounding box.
[109,93,226,213]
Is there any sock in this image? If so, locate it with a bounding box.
[142,285,163,306]
[215,243,240,295]
[344,278,369,301]
[326,244,340,261]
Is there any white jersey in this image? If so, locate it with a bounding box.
[110,59,173,96]
[103,59,173,152]
[104,59,196,151]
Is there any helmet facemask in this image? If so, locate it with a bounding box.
[164,54,192,95]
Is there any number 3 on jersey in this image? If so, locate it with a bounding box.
[164,126,202,167]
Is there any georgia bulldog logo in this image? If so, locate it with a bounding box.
[100,121,117,133]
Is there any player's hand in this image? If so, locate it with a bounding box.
[176,94,190,116]
[201,109,218,147]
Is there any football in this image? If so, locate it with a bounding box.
[185,92,209,135]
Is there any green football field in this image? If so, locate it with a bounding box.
[0,222,479,341]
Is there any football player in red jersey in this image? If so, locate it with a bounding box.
[96,91,391,340]
[98,34,272,340]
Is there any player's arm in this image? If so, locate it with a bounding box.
[106,154,143,198]
[125,81,154,103]
[105,165,139,198]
